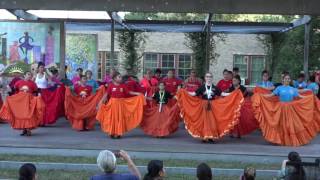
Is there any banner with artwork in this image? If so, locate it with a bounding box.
[66,34,97,79]
[0,21,60,67]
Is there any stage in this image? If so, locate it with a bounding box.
[0,119,319,162]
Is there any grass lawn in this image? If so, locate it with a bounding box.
[0,154,281,170]
[0,169,274,180]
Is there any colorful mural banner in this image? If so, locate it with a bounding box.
[66,34,97,79]
[0,21,60,66]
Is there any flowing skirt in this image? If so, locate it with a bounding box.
[0,92,44,130]
[141,99,180,137]
[40,86,65,125]
[231,97,259,136]
[176,89,244,140]
[252,87,320,146]
[96,95,145,136]
[64,86,105,131]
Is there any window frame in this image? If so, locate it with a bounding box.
[233,54,266,85]
[143,52,193,79]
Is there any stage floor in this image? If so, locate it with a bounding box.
[0,119,320,159]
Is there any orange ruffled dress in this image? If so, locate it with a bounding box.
[141,99,180,137]
[96,95,145,136]
[176,89,244,140]
[252,87,320,146]
[64,86,105,131]
[0,92,44,130]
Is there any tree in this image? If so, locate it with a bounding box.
[258,16,320,82]
[117,30,146,76]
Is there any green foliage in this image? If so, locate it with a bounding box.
[125,12,295,23]
[66,34,96,64]
[117,30,146,76]
[258,16,320,82]
[185,32,225,75]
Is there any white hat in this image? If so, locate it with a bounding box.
[97,150,117,173]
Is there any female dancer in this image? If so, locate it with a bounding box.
[184,70,202,92]
[176,72,243,143]
[34,62,48,90]
[97,72,144,139]
[0,71,44,136]
[228,75,258,138]
[252,74,320,146]
[140,70,158,97]
[85,70,99,93]
[256,70,274,90]
[141,82,180,137]
[162,69,182,96]
[65,75,105,131]
[217,69,233,92]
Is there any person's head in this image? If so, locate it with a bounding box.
[24,71,32,80]
[196,163,212,180]
[158,82,165,91]
[112,71,122,83]
[79,74,87,85]
[76,68,83,76]
[288,152,301,162]
[228,70,233,80]
[19,163,37,180]
[309,75,316,83]
[167,70,174,78]
[155,69,161,77]
[37,62,45,73]
[143,160,165,180]
[297,73,305,82]
[261,70,269,81]
[190,70,196,78]
[85,70,93,79]
[97,150,117,173]
[233,67,239,76]
[281,71,289,81]
[205,72,213,84]
[50,69,59,77]
[223,69,229,80]
[283,74,291,86]
[233,75,241,86]
[145,69,153,79]
[243,167,256,180]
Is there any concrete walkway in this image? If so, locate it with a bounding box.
[0,119,319,163]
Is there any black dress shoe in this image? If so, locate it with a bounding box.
[20,130,27,136]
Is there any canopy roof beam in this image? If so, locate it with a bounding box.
[7,9,39,20]
[1,0,320,15]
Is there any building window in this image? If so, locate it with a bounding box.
[178,54,192,80]
[143,53,158,73]
[143,53,193,79]
[233,55,265,85]
[98,51,119,80]
[160,54,175,77]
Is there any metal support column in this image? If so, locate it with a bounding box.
[303,21,311,79]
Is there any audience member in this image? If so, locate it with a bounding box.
[240,167,256,180]
[143,160,165,180]
[196,163,212,180]
[90,150,141,180]
[19,163,37,180]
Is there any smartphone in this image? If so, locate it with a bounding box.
[112,150,121,158]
